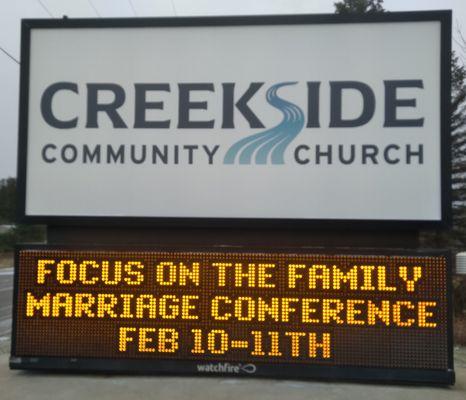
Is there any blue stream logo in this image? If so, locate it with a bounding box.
[224,82,304,165]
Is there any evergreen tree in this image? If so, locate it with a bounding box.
[451,53,466,220]
[334,0,384,14]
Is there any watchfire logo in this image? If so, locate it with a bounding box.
[196,362,257,374]
[39,80,425,166]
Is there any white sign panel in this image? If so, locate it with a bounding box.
[18,13,450,226]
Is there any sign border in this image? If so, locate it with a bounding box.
[16,11,452,229]
[10,244,455,385]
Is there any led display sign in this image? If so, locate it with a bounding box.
[10,247,454,384]
[17,12,451,228]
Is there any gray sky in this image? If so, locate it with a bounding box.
[1,0,465,180]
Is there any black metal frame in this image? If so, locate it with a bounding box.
[10,244,455,385]
[16,11,452,230]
